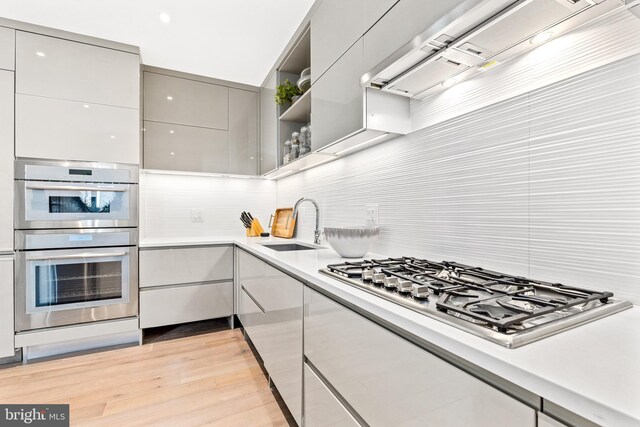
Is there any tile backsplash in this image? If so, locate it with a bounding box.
[139,172,276,240]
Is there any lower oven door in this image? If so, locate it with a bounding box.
[15,246,138,331]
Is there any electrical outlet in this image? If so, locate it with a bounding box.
[191,209,204,222]
[365,204,379,225]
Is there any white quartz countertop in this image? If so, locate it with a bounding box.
[140,236,640,427]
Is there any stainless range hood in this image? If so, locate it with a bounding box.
[361,0,625,99]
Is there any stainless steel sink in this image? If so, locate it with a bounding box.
[261,243,317,252]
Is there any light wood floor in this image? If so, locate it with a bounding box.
[0,329,294,426]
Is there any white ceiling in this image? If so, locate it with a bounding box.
[0,0,316,86]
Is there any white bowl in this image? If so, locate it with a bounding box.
[324,226,380,258]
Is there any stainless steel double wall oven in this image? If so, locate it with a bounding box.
[14,159,139,332]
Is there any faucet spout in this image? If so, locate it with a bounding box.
[293,197,321,245]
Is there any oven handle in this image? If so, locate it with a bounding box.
[26,252,128,261]
[25,184,127,192]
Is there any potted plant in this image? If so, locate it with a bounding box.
[275,79,302,106]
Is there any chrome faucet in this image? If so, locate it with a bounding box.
[293,197,321,245]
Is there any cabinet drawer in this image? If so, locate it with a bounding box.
[139,246,233,288]
[0,256,14,358]
[0,71,13,252]
[16,32,139,108]
[140,281,233,328]
[305,364,360,427]
[15,94,140,164]
[143,72,229,130]
[0,27,15,71]
[537,413,568,427]
[304,287,536,427]
[143,121,229,173]
[238,286,268,355]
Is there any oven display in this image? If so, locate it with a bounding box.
[35,261,123,307]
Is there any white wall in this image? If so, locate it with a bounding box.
[139,172,276,240]
[278,8,640,305]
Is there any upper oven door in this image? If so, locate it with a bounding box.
[15,180,138,229]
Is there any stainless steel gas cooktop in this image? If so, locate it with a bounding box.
[320,257,632,348]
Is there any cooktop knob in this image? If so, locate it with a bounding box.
[397,279,413,293]
[412,284,430,299]
[383,276,399,288]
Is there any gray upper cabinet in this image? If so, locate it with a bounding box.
[260,71,278,175]
[363,0,467,72]
[0,27,15,71]
[142,121,229,173]
[229,88,258,175]
[15,31,140,108]
[363,0,398,33]
[311,38,364,151]
[311,0,364,83]
[143,72,229,129]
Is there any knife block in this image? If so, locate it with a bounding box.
[246,218,265,237]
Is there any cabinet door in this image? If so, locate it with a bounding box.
[237,250,303,424]
[0,256,14,358]
[311,0,363,82]
[0,27,15,71]
[229,88,258,175]
[15,32,139,108]
[143,121,229,173]
[305,364,360,427]
[363,0,467,72]
[143,72,229,130]
[15,94,140,164]
[0,71,13,252]
[304,287,537,427]
[260,72,278,175]
[139,246,233,288]
[363,0,398,33]
[311,38,364,152]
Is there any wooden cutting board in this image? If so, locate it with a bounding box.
[270,208,296,238]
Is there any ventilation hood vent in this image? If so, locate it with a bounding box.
[362,0,624,99]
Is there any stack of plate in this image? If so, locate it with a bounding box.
[297,68,311,92]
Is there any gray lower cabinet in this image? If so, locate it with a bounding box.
[304,363,360,427]
[260,71,278,175]
[142,121,229,173]
[143,72,229,130]
[139,246,234,328]
[311,38,365,152]
[0,70,13,252]
[0,255,14,358]
[0,27,15,71]
[15,31,140,109]
[229,88,259,175]
[362,0,467,72]
[304,286,537,426]
[237,250,302,425]
[311,0,364,83]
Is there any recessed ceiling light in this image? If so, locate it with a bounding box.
[442,77,459,88]
[160,13,171,23]
[169,130,174,134]
[170,152,175,155]
[83,104,90,108]
[36,51,45,57]
[166,95,173,101]
[530,32,553,45]
[110,135,116,139]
